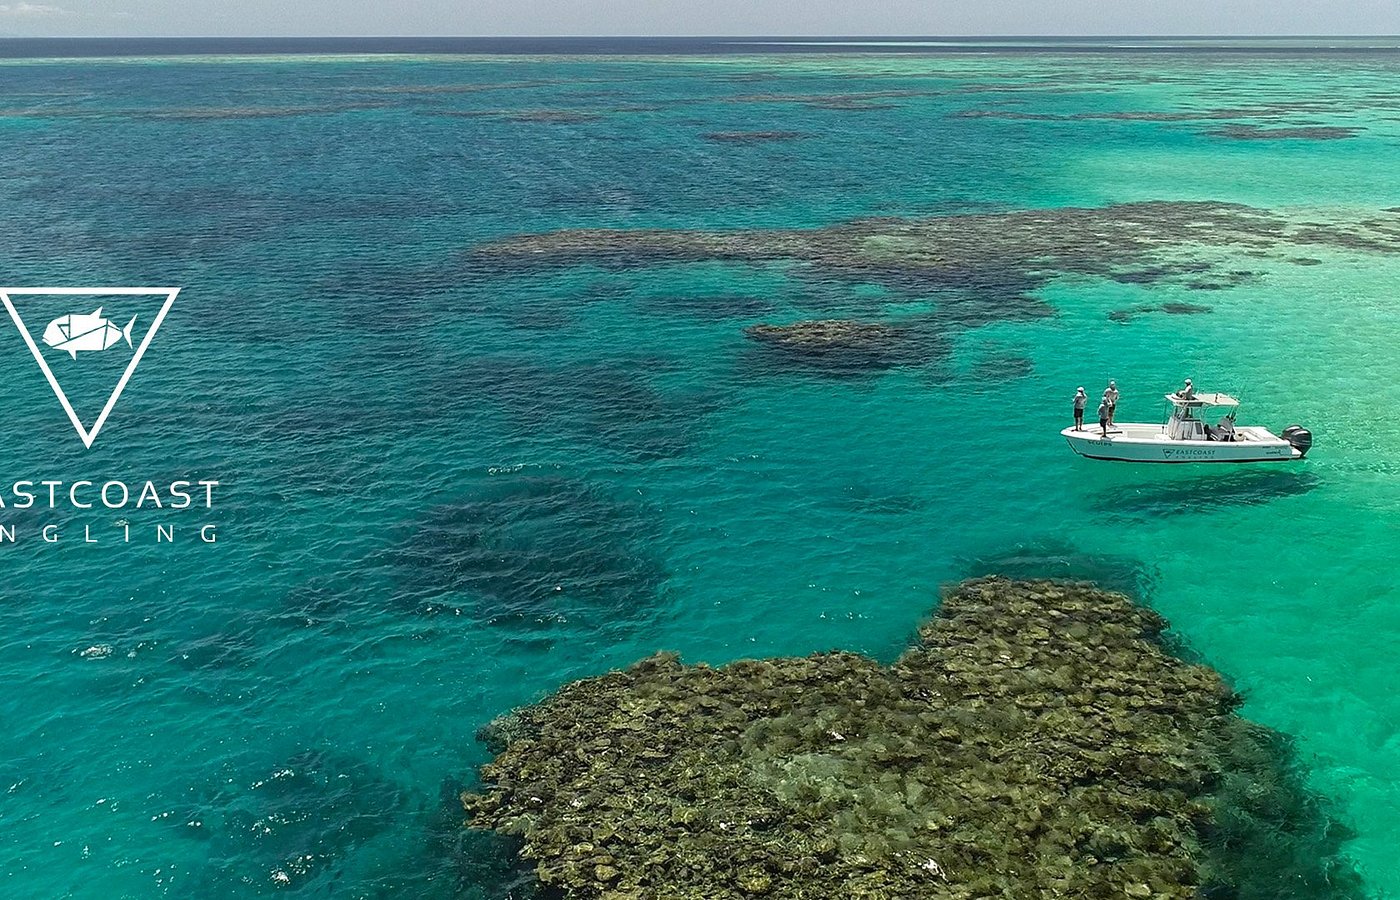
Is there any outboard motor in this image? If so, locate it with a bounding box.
[1282,424,1313,458]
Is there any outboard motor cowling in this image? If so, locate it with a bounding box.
[1282,424,1313,458]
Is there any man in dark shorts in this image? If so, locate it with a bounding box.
[1097,395,1111,436]
[1073,386,1087,430]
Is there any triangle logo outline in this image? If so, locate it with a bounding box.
[0,287,180,449]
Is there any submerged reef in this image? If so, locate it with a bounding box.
[967,352,1034,382]
[381,474,667,626]
[950,101,1357,125]
[1206,125,1363,141]
[1108,302,1213,323]
[746,319,901,349]
[182,748,405,893]
[726,89,933,110]
[744,319,945,375]
[459,109,606,124]
[433,355,719,461]
[464,578,1362,899]
[433,777,559,900]
[469,201,1399,373]
[958,541,1155,598]
[469,201,1400,310]
[0,102,389,121]
[640,292,775,322]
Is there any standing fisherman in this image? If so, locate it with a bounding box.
[1073,387,1087,431]
[1104,379,1119,425]
[1097,393,1112,436]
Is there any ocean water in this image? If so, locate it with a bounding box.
[0,39,1399,897]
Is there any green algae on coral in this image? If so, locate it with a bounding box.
[463,578,1363,899]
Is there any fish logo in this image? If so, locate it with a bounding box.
[1,287,180,448]
[42,307,138,360]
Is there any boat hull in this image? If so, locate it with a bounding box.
[1061,425,1302,463]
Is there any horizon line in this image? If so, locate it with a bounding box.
[3,34,1400,40]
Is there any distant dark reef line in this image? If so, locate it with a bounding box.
[3,84,1382,138]
[462,577,1364,899]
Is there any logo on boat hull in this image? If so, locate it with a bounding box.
[1161,447,1218,460]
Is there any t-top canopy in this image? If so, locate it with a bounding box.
[1164,391,1239,408]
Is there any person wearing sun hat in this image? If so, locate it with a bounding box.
[1104,379,1119,425]
[1073,386,1087,431]
[1173,377,1197,420]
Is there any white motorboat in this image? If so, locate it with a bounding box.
[1062,391,1312,463]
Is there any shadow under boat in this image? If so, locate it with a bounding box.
[1092,469,1321,519]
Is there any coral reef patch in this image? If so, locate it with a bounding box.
[951,102,1352,124]
[469,202,1400,309]
[744,319,945,375]
[433,777,562,900]
[464,578,1363,899]
[1206,125,1362,141]
[966,351,1034,382]
[1108,302,1213,323]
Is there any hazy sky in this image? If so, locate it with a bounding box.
[3,0,1400,39]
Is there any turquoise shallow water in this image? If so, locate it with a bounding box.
[2,44,1400,896]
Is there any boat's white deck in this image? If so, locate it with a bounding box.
[1065,422,1284,445]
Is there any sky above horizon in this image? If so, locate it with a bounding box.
[1,0,1400,39]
